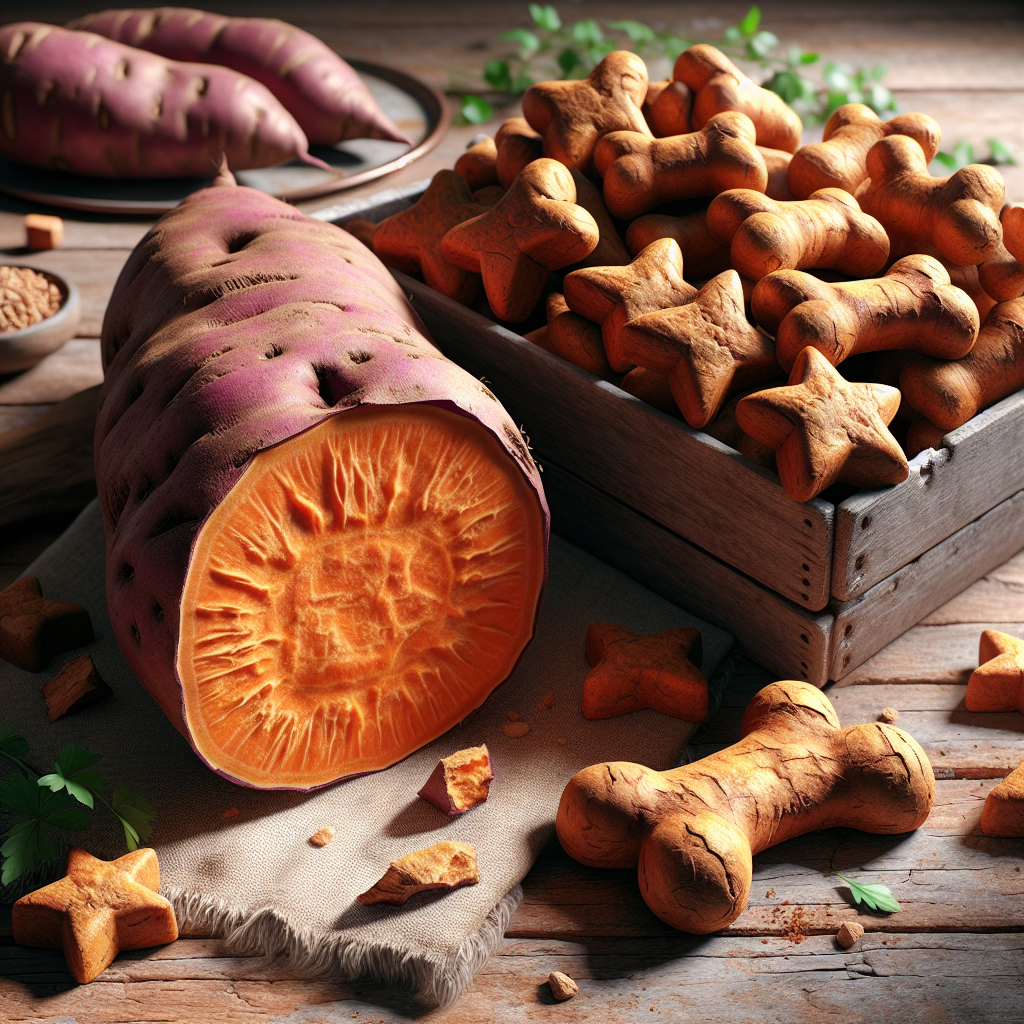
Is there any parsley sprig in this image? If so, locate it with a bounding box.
[836,871,902,913]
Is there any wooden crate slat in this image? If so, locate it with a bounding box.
[833,390,1024,600]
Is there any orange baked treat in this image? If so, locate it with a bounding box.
[899,298,1024,431]
[522,50,651,172]
[788,104,941,199]
[643,78,692,137]
[569,170,631,269]
[595,112,768,220]
[562,238,697,373]
[752,254,980,371]
[619,365,680,416]
[454,135,499,191]
[418,744,494,816]
[494,117,545,188]
[980,760,1024,837]
[625,211,733,281]
[759,145,797,202]
[674,43,803,153]
[582,622,708,722]
[736,346,909,502]
[702,388,780,469]
[542,293,613,378]
[617,271,777,428]
[965,630,1024,713]
[472,184,507,207]
[13,848,178,984]
[978,205,1024,302]
[857,135,1005,266]
[440,159,599,322]
[357,841,479,905]
[0,575,94,672]
[372,170,487,304]
[342,217,377,251]
[904,416,946,458]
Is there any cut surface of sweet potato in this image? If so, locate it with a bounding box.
[177,404,545,789]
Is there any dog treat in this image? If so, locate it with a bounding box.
[978,205,1024,301]
[619,365,680,416]
[542,293,613,378]
[699,386,782,469]
[643,78,692,137]
[417,744,494,816]
[857,135,1005,266]
[12,848,178,984]
[674,44,803,153]
[788,104,941,199]
[736,347,909,502]
[471,184,507,207]
[441,159,599,322]
[556,679,934,933]
[0,575,94,672]
[752,254,980,371]
[522,50,651,172]
[617,271,777,428]
[595,112,768,220]
[569,170,631,269]
[548,971,580,1001]
[454,135,499,191]
[563,238,697,373]
[836,921,866,949]
[25,213,64,250]
[342,217,378,251]
[965,630,1024,713]
[582,622,708,722]
[878,707,900,724]
[40,653,112,723]
[504,721,531,737]
[494,117,545,188]
[626,211,733,281]
[707,187,890,281]
[356,841,480,905]
[759,146,797,202]
[0,266,63,333]
[372,170,487,305]
[980,760,1024,837]
[309,827,334,847]
[905,416,946,458]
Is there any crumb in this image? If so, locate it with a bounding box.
[223,808,240,818]
[503,721,530,737]
[507,710,521,721]
[765,888,776,899]
[309,827,334,848]
[761,938,768,944]
[783,905,807,944]
[537,692,554,711]
[556,736,567,745]
[878,707,899,724]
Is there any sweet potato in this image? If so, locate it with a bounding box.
[0,23,321,177]
[95,172,548,789]
[70,7,407,145]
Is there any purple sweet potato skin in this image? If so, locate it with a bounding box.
[95,177,549,767]
[0,23,314,177]
[70,7,409,145]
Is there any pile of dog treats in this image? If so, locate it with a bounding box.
[0,266,63,333]
[349,43,1024,504]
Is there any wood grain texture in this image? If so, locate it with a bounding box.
[0,338,102,404]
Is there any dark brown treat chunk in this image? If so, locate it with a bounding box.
[41,653,113,723]
[0,576,94,672]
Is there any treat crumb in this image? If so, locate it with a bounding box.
[837,921,865,949]
[765,888,776,899]
[878,707,899,724]
[309,827,334,847]
[223,808,240,818]
[537,692,555,711]
[503,721,530,737]
[548,971,578,1001]
[507,710,521,721]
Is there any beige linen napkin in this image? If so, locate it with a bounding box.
[1,500,733,1006]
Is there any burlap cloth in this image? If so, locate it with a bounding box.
[1,500,733,1006]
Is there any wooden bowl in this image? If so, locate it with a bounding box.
[0,267,81,374]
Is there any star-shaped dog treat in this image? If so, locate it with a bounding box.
[522,50,651,172]
[441,159,599,322]
[582,622,708,722]
[372,170,487,305]
[735,346,909,503]
[13,848,178,984]
[562,238,697,372]
[617,271,777,428]
[966,630,1024,712]
[980,759,1024,837]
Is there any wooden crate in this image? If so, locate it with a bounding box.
[314,185,1024,686]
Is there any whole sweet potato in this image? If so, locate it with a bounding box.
[95,172,548,790]
[0,23,322,178]
[70,7,408,145]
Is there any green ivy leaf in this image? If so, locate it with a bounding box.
[110,787,155,852]
[37,744,106,810]
[500,28,541,61]
[836,872,902,913]
[606,19,655,46]
[460,95,493,125]
[529,3,561,31]
[739,5,762,36]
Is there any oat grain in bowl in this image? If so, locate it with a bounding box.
[0,266,62,333]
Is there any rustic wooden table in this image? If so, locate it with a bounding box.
[1,3,1022,1021]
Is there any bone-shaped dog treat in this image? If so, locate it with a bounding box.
[541,292,613,378]
[707,187,890,280]
[441,159,599,322]
[556,679,934,933]
[454,135,499,191]
[674,44,803,154]
[899,298,1024,431]
[569,170,631,269]
[372,170,487,305]
[643,79,692,137]
[595,112,767,221]
[617,271,777,428]
[522,50,651,172]
[752,254,980,371]
[788,104,941,199]
[966,629,1024,714]
[759,146,797,201]
[626,212,733,280]
[495,117,544,188]
[978,205,1024,302]
[562,237,697,373]
[736,347,908,501]
[858,135,1005,266]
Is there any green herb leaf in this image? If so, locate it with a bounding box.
[37,744,106,810]
[111,787,155,851]
[747,29,778,59]
[529,3,561,31]
[836,872,902,913]
[988,138,1018,166]
[571,19,604,48]
[557,47,581,75]
[500,28,541,61]
[0,722,29,762]
[460,95,493,125]
[606,19,655,46]
[800,50,820,64]
[484,58,513,92]
[739,5,762,36]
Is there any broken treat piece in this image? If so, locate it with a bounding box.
[878,707,900,724]
[548,970,580,1001]
[417,744,494,816]
[537,692,554,711]
[356,841,479,905]
[504,721,531,737]
[836,921,865,949]
[12,848,178,984]
[0,575,94,672]
[309,827,334,847]
[454,135,499,191]
[25,213,65,250]
[736,347,908,503]
[494,117,544,188]
[582,622,708,722]
[980,760,1024,837]
[40,653,113,723]
[965,630,1024,713]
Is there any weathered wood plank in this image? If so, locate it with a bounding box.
[918,548,1024,625]
[0,339,103,404]
[833,392,1024,601]
[0,217,153,252]
[0,406,52,433]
